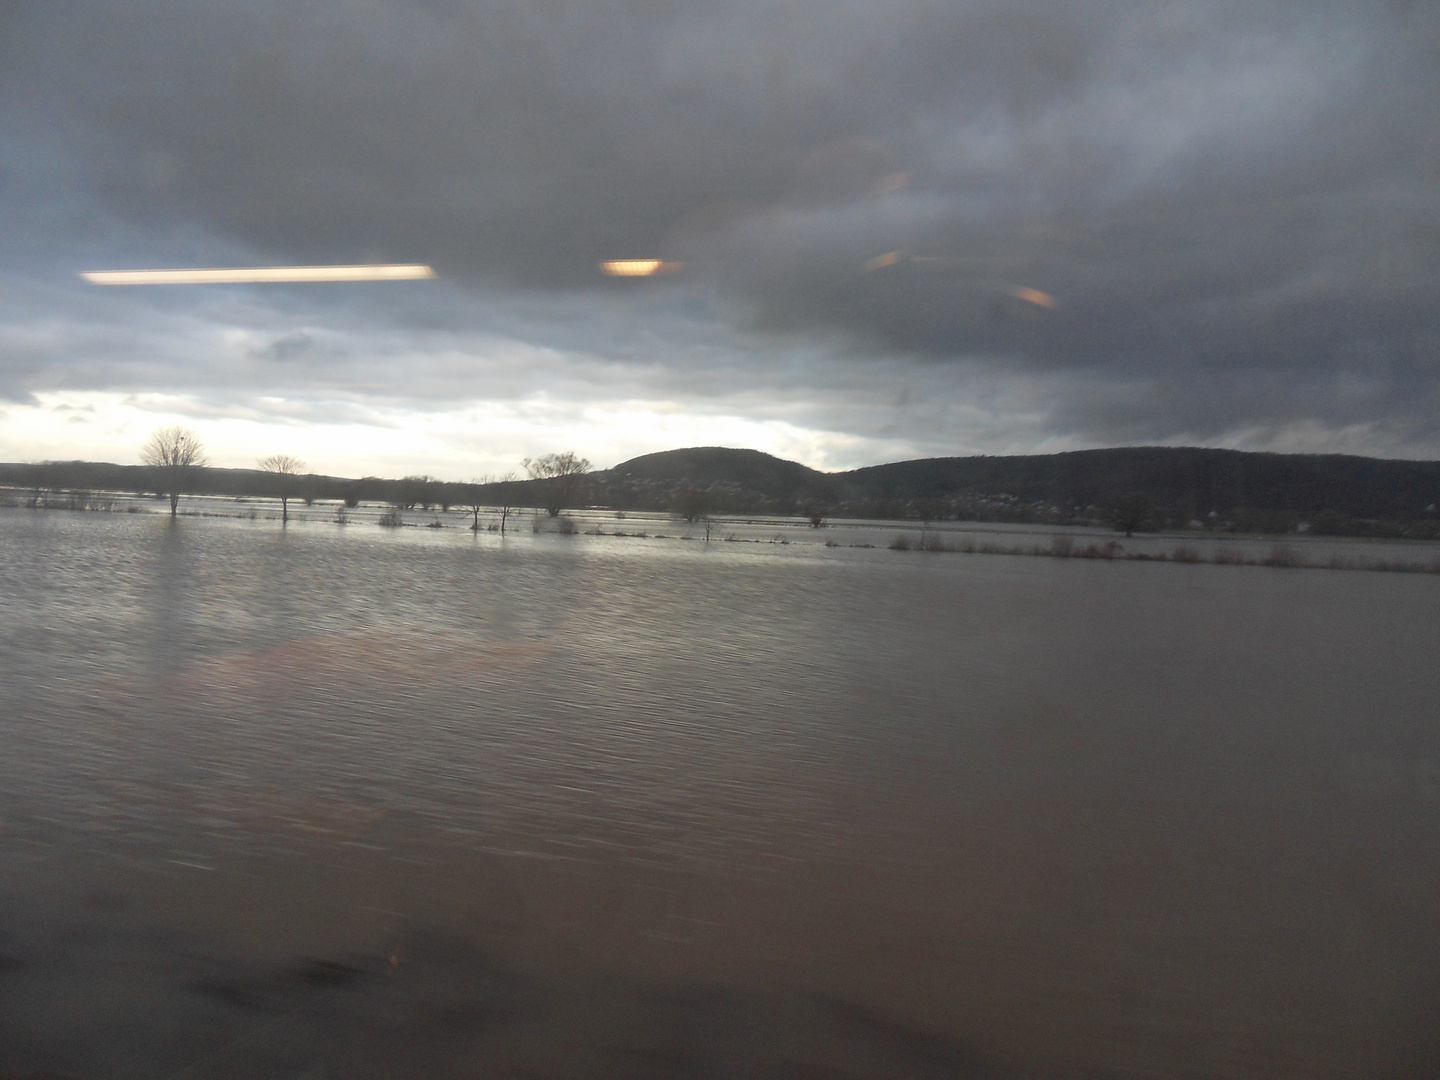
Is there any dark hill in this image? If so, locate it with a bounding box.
[604,447,832,503]
[840,448,1440,522]
[601,445,1440,537]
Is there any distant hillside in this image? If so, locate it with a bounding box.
[838,447,1440,525]
[602,448,832,506]
[599,445,1440,538]
[4,445,1440,538]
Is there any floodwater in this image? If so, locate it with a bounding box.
[2,506,1438,1079]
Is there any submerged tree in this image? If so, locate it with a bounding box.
[1107,493,1155,538]
[675,486,709,523]
[462,478,491,532]
[522,452,591,516]
[141,426,208,518]
[257,453,305,523]
[396,475,436,511]
[495,471,518,533]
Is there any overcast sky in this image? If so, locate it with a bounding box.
[1,0,1436,477]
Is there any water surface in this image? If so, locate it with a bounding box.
[2,508,1438,1078]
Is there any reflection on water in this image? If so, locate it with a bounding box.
[2,508,1439,1078]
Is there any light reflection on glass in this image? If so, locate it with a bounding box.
[1011,286,1055,308]
[81,265,438,285]
[599,260,682,277]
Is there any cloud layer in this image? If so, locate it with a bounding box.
[2,0,1438,467]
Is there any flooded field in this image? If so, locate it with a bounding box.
[2,505,1439,1079]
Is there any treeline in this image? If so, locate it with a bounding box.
[0,461,542,512]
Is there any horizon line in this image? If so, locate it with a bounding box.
[3,443,1437,487]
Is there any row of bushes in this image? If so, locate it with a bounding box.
[887,533,1440,574]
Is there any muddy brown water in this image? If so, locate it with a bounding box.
[2,508,1438,1079]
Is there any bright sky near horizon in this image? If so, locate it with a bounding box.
[2,2,1438,477]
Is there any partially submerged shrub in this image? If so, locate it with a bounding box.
[1076,540,1123,559]
[1262,543,1303,568]
[1171,544,1203,563]
[889,535,913,550]
[378,509,404,527]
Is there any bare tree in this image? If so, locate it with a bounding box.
[455,472,522,533]
[463,477,491,532]
[141,426,208,517]
[675,486,709,523]
[495,471,518,533]
[1107,493,1155,538]
[257,453,305,523]
[396,475,435,510]
[522,452,591,516]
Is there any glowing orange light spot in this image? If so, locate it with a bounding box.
[82,265,437,285]
[600,260,682,276]
[862,252,902,271]
[1013,287,1056,308]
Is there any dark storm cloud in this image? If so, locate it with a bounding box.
[2,0,1438,450]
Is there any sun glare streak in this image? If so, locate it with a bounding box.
[599,260,682,277]
[81,265,437,285]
